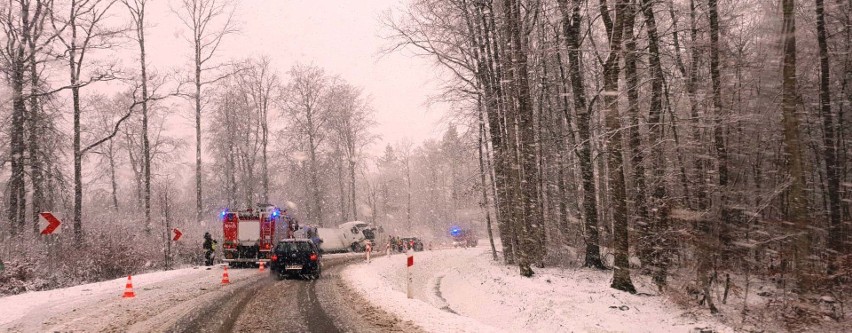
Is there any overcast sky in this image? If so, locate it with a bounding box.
[141,0,449,157]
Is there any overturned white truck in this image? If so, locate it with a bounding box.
[295,221,378,253]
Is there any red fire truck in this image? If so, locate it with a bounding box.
[221,204,286,266]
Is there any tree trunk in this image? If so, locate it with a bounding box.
[337,145,347,222]
[69,1,84,242]
[505,0,537,277]
[195,40,203,223]
[479,0,515,264]
[815,0,842,269]
[709,0,729,200]
[602,0,636,294]
[109,141,120,210]
[689,0,707,210]
[261,115,269,203]
[349,158,358,220]
[137,3,152,232]
[7,1,32,237]
[667,0,693,205]
[640,0,671,289]
[28,2,46,235]
[405,156,412,230]
[557,0,606,269]
[461,1,502,263]
[623,0,647,222]
[479,99,499,261]
[780,0,810,288]
[9,65,26,237]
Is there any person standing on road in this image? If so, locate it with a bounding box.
[203,232,217,266]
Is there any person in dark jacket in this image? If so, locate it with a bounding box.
[203,232,217,266]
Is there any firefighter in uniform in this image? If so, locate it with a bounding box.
[203,232,217,266]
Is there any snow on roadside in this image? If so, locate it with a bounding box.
[0,264,256,329]
[343,247,734,333]
[343,252,498,333]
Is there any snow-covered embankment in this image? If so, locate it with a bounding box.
[343,246,733,333]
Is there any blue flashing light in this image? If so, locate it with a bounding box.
[450,226,462,237]
[220,209,228,219]
[271,209,280,218]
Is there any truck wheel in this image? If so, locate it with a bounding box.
[351,243,363,252]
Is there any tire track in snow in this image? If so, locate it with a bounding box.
[171,272,274,333]
[433,275,458,314]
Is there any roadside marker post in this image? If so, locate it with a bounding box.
[365,241,372,263]
[406,253,414,299]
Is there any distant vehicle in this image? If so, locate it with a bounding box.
[400,237,424,251]
[270,239,322,279]
[450,226,478,248]
[220,204,289,267]
[297,221,377,253]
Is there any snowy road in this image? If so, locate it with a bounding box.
[0,254,421,332]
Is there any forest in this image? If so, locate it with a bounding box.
[385,0,852,326]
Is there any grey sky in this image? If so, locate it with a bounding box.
[143,0,448,156]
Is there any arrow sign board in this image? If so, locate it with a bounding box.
[172,228,183,241]
[39,212,62,235]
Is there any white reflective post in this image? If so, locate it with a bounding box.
[406,253,414,299]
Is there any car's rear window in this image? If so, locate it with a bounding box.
[276,241,314,252]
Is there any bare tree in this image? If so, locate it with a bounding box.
[326,81,376,221]
[780,0,810,288]
[122,0,152,230]
[238,56,278,203]
[815,0,842,272]
[172,0,237,223]
[600,0,636,293]
[281,64,329,225]
[556,0,606,270]
[51,0,124,242]
[639,0,671,290]
[0,0,54,236]
[395,139,414,230]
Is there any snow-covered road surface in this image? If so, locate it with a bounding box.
[0,253,419,332]
[344,246,735,333]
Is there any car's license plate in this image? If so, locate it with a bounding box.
[285,264,302,270]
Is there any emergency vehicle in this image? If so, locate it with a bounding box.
[450,226,478,248]
[221,204,288,266]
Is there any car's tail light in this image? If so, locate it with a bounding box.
[309,253,318,261]
[272,255,278,261]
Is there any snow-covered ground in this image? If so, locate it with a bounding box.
[0,264,260,331]
[343,246,734,333]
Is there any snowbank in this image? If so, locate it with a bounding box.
[343,247,733,333]
[0,264,257,330]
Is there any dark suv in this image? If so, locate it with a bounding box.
[271,239,322,279]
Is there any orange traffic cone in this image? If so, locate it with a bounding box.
[122,275,136,298]
[221,266,230,285]
[258,262,265,272]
